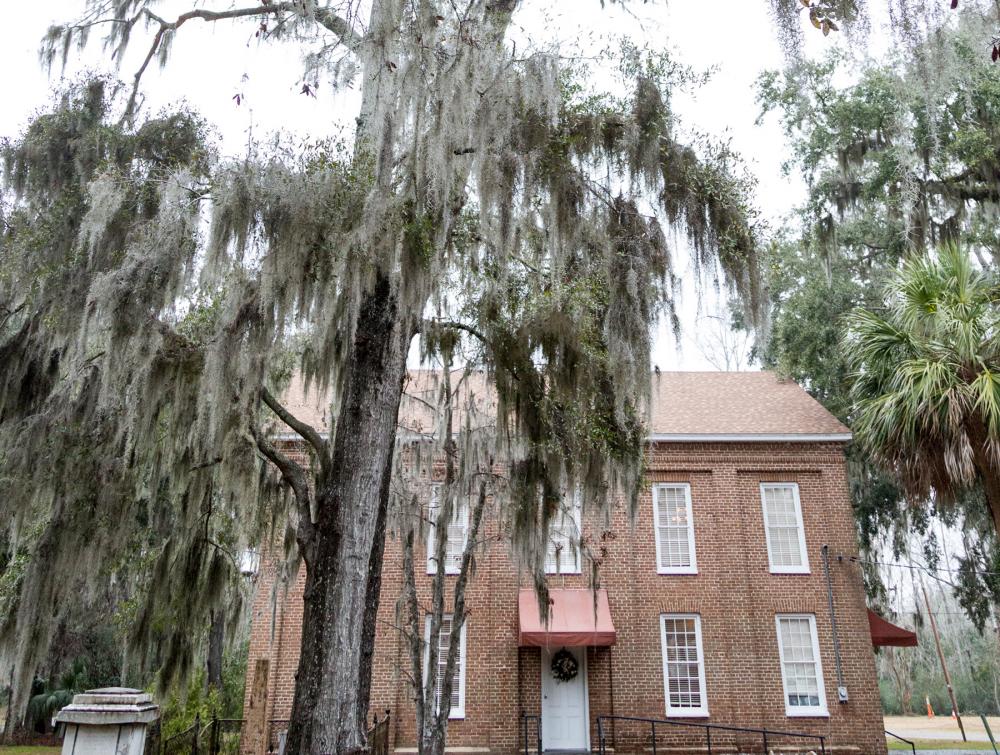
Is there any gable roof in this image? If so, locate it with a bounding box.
[276,370,850,443]
[648,371,850,440]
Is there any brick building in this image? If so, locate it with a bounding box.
[245,372,890,755]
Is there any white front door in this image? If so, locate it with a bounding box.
[541,647,589,751]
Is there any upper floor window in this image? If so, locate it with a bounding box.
[653,483,697,574]
[427,484,468,575]
[760,483,809,574]
[424,614,467,719]
[775,614,827,717]
[660,614,708,717]
[545,490,582,574]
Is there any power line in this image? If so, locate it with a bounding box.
[846,554,1000,580]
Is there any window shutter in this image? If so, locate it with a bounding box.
[445,505,468,573]
[426,485,441,573]
[425,614,465,718]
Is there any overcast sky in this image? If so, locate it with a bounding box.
[0,1,879,370]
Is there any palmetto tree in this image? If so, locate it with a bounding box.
[27,659,88,732]
[845,246,1000,535]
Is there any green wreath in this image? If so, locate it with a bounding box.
[551,648,579,682]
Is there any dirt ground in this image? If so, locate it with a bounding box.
[885,714,1000,743]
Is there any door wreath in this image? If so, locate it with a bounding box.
[551,648,579,682]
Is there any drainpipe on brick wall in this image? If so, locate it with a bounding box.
[608,646,616,749]
[821,545,848,703]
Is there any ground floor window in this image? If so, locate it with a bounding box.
[775,614,827,716]
[424,614,467,718]
[659,613,708,716]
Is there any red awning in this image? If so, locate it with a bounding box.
[868,609,918,647]
[518,588,616,647]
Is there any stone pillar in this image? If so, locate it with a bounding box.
[53,687,159,755]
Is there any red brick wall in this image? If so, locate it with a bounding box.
[245,441,886,755]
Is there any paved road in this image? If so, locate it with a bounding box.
[885,715,1000,743]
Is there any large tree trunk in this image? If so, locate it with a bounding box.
[285,273,414,755]
[206,609,224,694]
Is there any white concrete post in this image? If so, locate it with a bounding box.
[53,687,160,755]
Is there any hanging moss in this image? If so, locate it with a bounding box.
[4,2,766,721]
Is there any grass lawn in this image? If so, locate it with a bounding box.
[887,738,998,751]
[0,748,62,754]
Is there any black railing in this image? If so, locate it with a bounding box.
[520,712,542,755]
[153,715,244,755]
[262,713,388,755]
[884,729,916,755]
[206,718,244,754]
[266,719,290,754]
[161,718,199,755]
[597,714,826,755]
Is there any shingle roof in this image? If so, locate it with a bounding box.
[648,371,850,438]
[276,370,849,441]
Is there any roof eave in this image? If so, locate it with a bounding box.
[646,432,853,443]
[275,431,854,444]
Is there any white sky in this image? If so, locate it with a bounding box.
[0,1,880,370]
[7,4,976,598]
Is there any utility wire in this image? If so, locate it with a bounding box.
[846,554,1000,579]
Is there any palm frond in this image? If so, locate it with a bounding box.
[844,245,1000,508]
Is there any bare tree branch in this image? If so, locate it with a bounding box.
[423,318,491,347]
[0,301,27,331]
[401,514,427,744]
[77,2,365,119]
[434,478,488,734]
[261,384,330,468]
[249,423,315,555]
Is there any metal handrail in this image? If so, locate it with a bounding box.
[159,715,247,755]
[161,717,200,755]
[266,719,290,754]
[597,714,827,755]
[885,729,916,755]
[519,712,541,755]
[206,718,245,754]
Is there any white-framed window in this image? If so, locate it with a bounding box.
[545,490,582,574]
[775,614,828,717]
[423,614,467,719]
[760,483,810,574]
[659,614,708,717]
[427,484,468,575]
[653,483,697,574]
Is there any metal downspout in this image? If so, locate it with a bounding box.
[821,544,847,703]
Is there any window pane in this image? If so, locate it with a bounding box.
[661,616,705,712]
[778,617,823,710]
[656,486,694,570]
[545,492,581,574]
[763,485,804,569]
